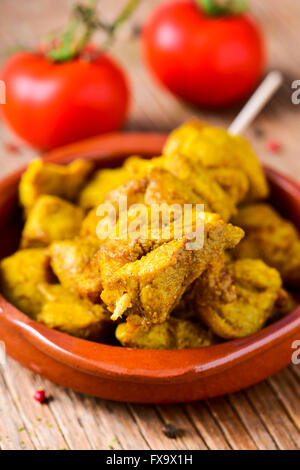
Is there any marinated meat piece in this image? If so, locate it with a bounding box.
[81,208,101,238]
[208,167,249,205]
[124,156,226,216]
[0,248,54,318]
[101,219,244,325]
[106,166,207,208]
[78,167,129,210]
[144,168,207,207]
[19,158,93,214]
[98,207,219,287]
[164,121,269,202]
[116,317,213,349]
[37,284,113,340]
[232,203,300,286]
[163,153,236,221]
[98,169,210,286]
[21,195,84,248]
[271,289,297,321]
[195,259,282,339]
[50,238,102,303]
[124,155,164,180]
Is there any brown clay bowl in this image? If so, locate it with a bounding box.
[0,132,300,404]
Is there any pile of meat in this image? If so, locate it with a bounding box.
[1,121,299,349]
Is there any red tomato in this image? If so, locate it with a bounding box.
[142,0,265,108]
[0,51,130,150]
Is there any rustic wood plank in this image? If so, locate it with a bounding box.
[42,382,93,450]
[246,380,300,450]
[205,397,257,450]
[3,358,69,450]
[155,405,208,450]
[0,368,36,450]
[228,392,277,450]
[68,392,150,450]
[268,368,300,432]
[67,390,123,450]
[184,402,231,450]
[128,404,186,450]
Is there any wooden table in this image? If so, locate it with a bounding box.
[0,0,300,451]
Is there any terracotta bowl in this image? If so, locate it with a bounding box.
[0,132,300,404]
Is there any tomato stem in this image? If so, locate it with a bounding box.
[196,0,248,16]
[47,0,142,62]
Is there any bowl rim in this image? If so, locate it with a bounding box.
[0,131,300,385]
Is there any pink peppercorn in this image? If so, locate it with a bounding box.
[267,140,282,153]
[5,142,22,154]
[34,389,46,404]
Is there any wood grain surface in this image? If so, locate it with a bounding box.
[0,0,299,450]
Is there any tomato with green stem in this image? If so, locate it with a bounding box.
[0,0,141,151]
[142,0,265,109]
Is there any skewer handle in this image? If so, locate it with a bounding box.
[228,71,283,135]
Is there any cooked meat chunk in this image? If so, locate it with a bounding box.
[19,158,93,214]
[0,248,54,318]
[78,167,129,210]
[195,259,282,339]
[124,155,231,218]
[232,203,300,286]
[98,206,219,287]
[98,169,210,286]
[101,219,244,325]
[208,167,249,205]
[81,177,149,240]
[37,284,113,340]
[105,166,206,207]
[81,208,101,238]
[116,317,213,349]
[144,168,207,207]
[97,205,161,286]
[50,238,102,303]
[124,155,164,180]
[21,195,84,248]
[271,289,297,321]
[163,153,236,221]
[163,121,269,202]
[99,239,147,287]
[105,177,148,207]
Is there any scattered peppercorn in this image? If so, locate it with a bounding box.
[4,142,22,155]
[162,423,184,439]
[267,140,282,153]
[132,24,142,37]
[253,127,264,138]
[34,389,46,404]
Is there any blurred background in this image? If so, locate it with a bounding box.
[0,0,299,178]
